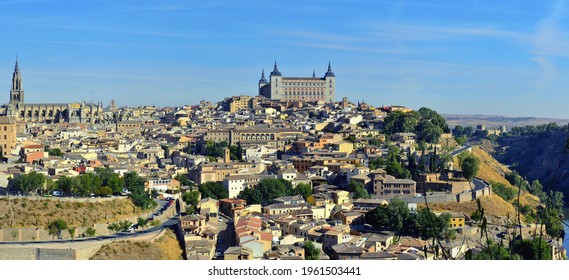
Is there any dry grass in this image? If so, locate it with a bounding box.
[0,197,147,228]
[90,229,183,260]
[471,146,541,206]
[436,146,542,222]
[471,146,512,187]
[426,194,517,220]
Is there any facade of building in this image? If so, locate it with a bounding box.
[0,116,16,157]
[5,60,108,124]
[117,120,142,135]
[258,62,335,102]
[222,95,252,113]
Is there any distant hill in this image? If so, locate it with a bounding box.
[442,114,569,130]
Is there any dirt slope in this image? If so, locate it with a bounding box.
[427,195,517,221]
[471,146,541,207]
[0,197,147,228]
[90,229,183,260]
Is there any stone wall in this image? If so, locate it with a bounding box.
[399,179,492,204]
[0,248,38,260]
[0,229,167,260]
[37,248,76,260]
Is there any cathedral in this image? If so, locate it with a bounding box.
[5,60,109,124]
[258,61,336,103]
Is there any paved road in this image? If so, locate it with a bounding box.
[213,215,234,260]
[450,144,473,157]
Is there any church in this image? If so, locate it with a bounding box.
[5,60,108,124]
[258,61,336,103]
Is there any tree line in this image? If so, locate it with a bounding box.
[383,107,449,143]
[8,168,155,209]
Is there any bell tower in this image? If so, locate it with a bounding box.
[9,59,24,107]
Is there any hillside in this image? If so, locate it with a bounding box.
[428,195,516,221]
[495,130,569,203]
[0,197,147,228]
[466,146,540,207]
[438,145,541,220]
[90,229,184,260]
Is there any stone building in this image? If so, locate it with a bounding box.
[4,60,107,124]
[258,62,336,102]
[0,116,16,157]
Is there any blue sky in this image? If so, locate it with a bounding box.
[1,0,569,118]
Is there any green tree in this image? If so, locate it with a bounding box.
[137,217,148,229]
[291,183,312,199]
[257,178,294,204]
[538,206,564,239]
[368,157,386,170]
[471,208,483,222]
[198,181,228,200]
[123,172,154,209]
[55,176,74,196]
[348,181,370,199]
[9,171,47,195]
[492,182,517,201]
[85,227,96,237]
[182,191,201,209]
[511,238,552,260]
[124,171,146,192]
[385,146,411,179]
[455,135,467,146]
[107,220,133,233]
[303,240,321,260]
[529,179,544,199]
[229,144,243,161]
[95,167,125,194]
[416,208,450,240]
[237,187,263,205]
[174,173,192,186]
[47,219,68,239]
[48,148,63,156]
[185,205,196,215]
[460,153,480,181]
[344,135,357,143]
[68,227,76,240]
[368,137,382,147]
[95,186,113,196]
[470,240,521,260]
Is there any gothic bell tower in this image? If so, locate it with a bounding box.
[9,59,24,109]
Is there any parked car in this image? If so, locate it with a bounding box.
[52,191,63,197]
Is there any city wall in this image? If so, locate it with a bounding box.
[0,229,166,260]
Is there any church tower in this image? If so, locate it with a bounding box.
[324,62,336,103]
[8,59,24,117]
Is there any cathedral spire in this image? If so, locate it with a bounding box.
[14,56,20,73]
[313,69,316,78]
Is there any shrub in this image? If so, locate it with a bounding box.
[492,182,517,201]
